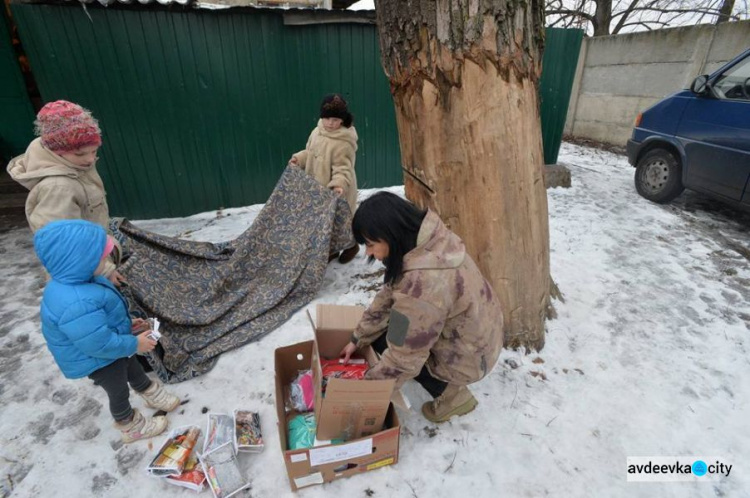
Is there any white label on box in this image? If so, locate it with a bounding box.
[294,472,324,488]
[290,453,308,463]
[309,438,373,466]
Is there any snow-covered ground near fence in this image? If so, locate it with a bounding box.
[1,143,748,498]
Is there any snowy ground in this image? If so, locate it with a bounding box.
[1,142,749,498]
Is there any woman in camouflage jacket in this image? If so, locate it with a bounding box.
[340,192,504,423]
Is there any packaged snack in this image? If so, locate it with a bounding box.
[200,441,251,498]
[286,370,314,413]
[321,358,368,394]
[132,317,161,341]
[288,413,344,450]
[146,425,201,477]
[203,413,234,455]
[147,317,162,342]
[164,453,206,492]
[131,319,149,334]
[233,410,264,453]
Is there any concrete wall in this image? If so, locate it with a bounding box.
[564,21,750,146]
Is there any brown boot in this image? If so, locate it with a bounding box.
[421,384,478,423]
[338,244,359,264]
[328,251,340,263]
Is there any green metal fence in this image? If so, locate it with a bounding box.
[11,4,401,218]
[0,9,36,162]
[539,27,584,165]
[10,3,581,218]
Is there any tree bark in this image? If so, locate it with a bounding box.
[593,0,613,35]
[715,0,735,23]
[374,0,550,350]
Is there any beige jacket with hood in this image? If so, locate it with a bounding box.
[292,120,358,214]
[8,138,118,276]
[353,210,504,388]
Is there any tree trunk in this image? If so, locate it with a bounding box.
[593,0,613,36]
[374,0,550,350]
[715,0,735,23]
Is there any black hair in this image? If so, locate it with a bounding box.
[352,192,427,285]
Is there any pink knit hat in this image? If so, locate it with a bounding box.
[34,100,102,152]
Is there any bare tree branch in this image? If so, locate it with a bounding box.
[548,16,570,26]
[627,6,726,14]
[545,8,598,21]
[544,0,747,35]
[619,20,670,27]
[612,0,641,33]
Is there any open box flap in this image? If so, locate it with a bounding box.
[315,304,365,331]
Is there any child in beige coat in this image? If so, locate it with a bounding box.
[7,100,125,286]
[290,94,360,264]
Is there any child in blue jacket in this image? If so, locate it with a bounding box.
[34,219,181,443]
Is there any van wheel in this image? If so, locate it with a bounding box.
[634,149,684,203]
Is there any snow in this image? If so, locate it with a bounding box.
[1,142,748,497]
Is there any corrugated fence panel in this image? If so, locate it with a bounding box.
[10,4,580,217]
[0,10,36,161]
[11,4,402,218]
[539,27,584,165]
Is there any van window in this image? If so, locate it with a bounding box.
[713,56,750,101]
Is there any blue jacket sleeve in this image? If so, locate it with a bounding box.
[58,299,138,360]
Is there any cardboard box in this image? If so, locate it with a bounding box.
[308,305,397,441]
[275,340,400,491]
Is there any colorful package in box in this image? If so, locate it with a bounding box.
[320,358,368,394]
[288,413,316,450]
[234,410,264,453]
[203,413,234,455]
[146,425,201,477]
[287,412,344,450]
[286,369,315,412]
[200,441,251,498]
[164,453,206,492]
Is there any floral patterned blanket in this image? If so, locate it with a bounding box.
[115,167,354,383]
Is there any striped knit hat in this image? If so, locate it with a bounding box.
[34,100,102,152]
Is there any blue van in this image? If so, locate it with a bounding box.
[627,48,750,209]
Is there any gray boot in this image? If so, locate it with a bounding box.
[116,409,168,444]
[138,380,181,412]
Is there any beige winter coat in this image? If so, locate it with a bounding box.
[292,120,358,213]
[353,210,504,388]
[8,138,118,276]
